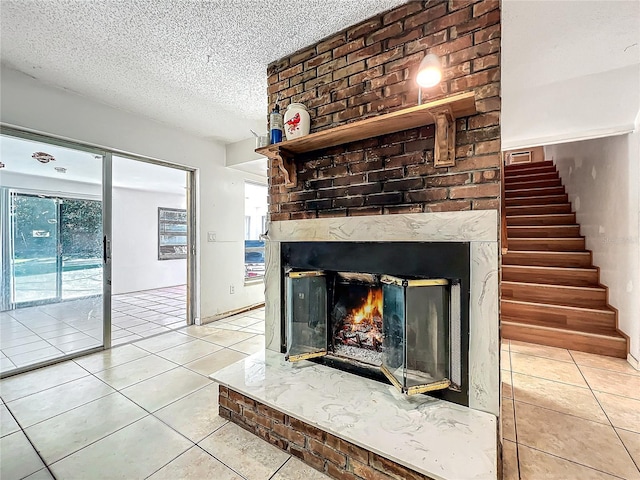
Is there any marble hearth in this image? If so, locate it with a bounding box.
[212,350,498,480]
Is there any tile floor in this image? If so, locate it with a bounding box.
[502,339,640,479]
[0,286,186,374]
[110,285,187,345]
[0,307,327,480]
[2,312,639,479]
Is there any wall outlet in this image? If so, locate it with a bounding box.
[207,231,216,242]
[230,284,235,294]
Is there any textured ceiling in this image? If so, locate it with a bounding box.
[0,0,406,144]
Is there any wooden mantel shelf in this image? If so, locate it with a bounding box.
[256,91,477,188]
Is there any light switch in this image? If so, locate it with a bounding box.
[207,232,216,242]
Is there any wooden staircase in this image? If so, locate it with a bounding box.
[501,161,628,358]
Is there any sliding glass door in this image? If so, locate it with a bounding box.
[9,194,103,306]
[0,132,110,374]
[11,194,60,305]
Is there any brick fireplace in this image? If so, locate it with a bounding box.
[213,1,501,479]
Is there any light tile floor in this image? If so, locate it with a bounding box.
[0,307,328,480]
[502,339,640,480]
[2,316,639,479]
[0,286,186,374]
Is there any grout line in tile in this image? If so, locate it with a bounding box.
[508,367,590,391]
[509,349,575,365]
[576,351,640,474]
[506,342,522,480]
[3,397,57,479]
[44,413,155,468]
[516,443,629,480]
[268,455,293,480]
[195,427,262,480]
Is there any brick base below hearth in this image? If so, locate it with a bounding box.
[219,386,433,480]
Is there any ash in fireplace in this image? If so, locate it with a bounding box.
[333,344,382,366]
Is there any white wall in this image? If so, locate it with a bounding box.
[547,132,640,362]
[1,65,267,321]
[0,171,101,197]
[502,0,640,149]
[111,187,187,295]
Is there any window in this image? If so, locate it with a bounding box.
[158,207,187,260]
[244,182,267,281]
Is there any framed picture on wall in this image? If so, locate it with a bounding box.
[158,207,187,260]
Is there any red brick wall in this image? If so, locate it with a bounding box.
[267,0,501,221]
[220,386,434,480]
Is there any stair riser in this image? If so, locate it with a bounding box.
[505,195,569,207]
[507,226,581,238]
[506,179,563,191]
[507,238,585,251]
[505,161,555,173]
[502,266,597,286]
[501,301,616,331]
[506,204,572,215]
[502,283,607,308]
[501,323,627,358]
[503,251,592,268]
[506,214,576,226]
[505,172,559,184]
[504,166,558,176]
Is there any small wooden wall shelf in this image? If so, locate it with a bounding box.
[256,91,477,188]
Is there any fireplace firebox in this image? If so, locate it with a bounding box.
[281,241,470,406]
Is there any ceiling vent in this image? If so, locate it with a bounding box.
[32,151,56,163]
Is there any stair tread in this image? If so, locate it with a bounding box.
[506,203,572,207]
[506,174,559,182]
[501,319,626,338]
[509,235,584,242]
[501,298,614,314]
[506,195,567,202]
[506,213,574,219]
[504,250,590,255]
[501,280,605,292]
[505,161,554,170]
[503,264,595,272]
[506,183,561,190]
[508,224,580,228]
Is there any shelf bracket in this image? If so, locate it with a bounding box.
[432,107,456,168]
[273,147,297,188]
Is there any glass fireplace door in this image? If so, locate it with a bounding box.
[381,276,451,395]
[285,271,327,362]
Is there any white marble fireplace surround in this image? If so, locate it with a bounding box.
[213,211,499,480]
[264,210,499,416]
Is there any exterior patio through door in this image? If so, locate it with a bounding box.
[9,192,103,308]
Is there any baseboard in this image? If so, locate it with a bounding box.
[201,302,265,324]
[627,353,640,371]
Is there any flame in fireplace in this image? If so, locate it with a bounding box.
[351,288,383,328]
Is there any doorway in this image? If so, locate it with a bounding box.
[109,155,191,345]
[0,132,108,374]
[0,130,198,376]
